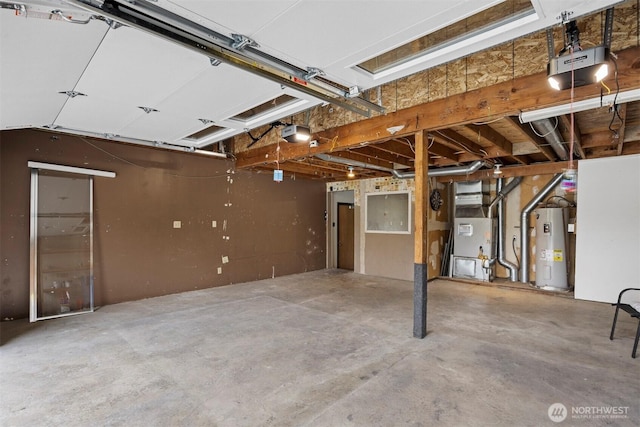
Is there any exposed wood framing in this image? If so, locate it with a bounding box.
[235,46,640,169]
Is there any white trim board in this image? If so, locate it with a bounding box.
[28,161,116,178]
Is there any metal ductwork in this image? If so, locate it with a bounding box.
[488,176,522,219]
[392,160,486,178]
[493,177,522,282]
[315,153,398,174]
[520,173,564,283]
[315,153,486,178]
[531,119,569,161]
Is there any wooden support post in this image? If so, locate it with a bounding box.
[413,130,428,338]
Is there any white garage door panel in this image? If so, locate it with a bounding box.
[249,1,492,69]
[118,110,201,142]
[55,93,145,136]
[155,64,283,123]
[72,26,210,108]
[0,10,108,129]
[168,0,298,38]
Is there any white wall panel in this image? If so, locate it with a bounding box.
[574,155,640,303]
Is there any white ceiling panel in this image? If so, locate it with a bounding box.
[53,92,146,136]
[0,9,108,129]
[153,64,284,125]
[248,0,492,69]
[72,26,211,108]
[166,0,299,37]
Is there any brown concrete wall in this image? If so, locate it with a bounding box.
[0,129,326,319]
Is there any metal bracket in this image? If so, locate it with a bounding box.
[557,10,574,24]
[304,67,325,81]
[58,90,86,98]
[51,9,94,24]
[603,8,614,49]
[138,106,158,114]
[231,34,259,50]
[0,2,25,13]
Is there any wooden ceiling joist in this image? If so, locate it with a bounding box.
[235,46,640,169]
[502,116,558,161]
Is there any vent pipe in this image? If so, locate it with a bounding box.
[314,153,486,178]
[531,119,569,160]
[492,177,522,282]
[392,160,486,178]
[520,173,564,283]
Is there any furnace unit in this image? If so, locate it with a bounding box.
[450,181,496,281]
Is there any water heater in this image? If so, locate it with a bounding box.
[534,208,569,290]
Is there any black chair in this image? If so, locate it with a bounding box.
[610,288,640,358]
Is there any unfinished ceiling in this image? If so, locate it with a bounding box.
[1,0,633,157]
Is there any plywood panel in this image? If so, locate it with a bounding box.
[429,64,448,101]
[396,73,430,110]
[466,42,513,91]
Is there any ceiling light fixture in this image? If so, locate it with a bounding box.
[493,164,503,177]
[281,124,311,143]
[347,167,355,179]
[519,88,640,123]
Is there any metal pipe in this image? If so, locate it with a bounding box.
[531,119,568,160]
[392,160,486,178]
[314,154,487,178]
[520,173,564,283]
[495,177,522,282]
[488,176,522,218]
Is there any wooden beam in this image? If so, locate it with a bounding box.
[329,150,396,170]
[464,124,513,156]
[433,129,484,158]
[413,130,428,339]
[427,141,460,162]
[502,116,557,161]
[372,139,416,158]
[580,131,618,149]
[235,46,640,168]
[349,145,414,166]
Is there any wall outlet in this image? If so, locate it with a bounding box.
[173,220,181,229]
[212,220,217,228]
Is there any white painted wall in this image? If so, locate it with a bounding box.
[574,154,640,303]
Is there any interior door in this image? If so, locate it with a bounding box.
[30,169,94,321]
[337,203,355,270]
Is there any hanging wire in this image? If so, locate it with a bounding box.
[81,137,231,179]
[528,116,559,137]
[608,54,624,140]
[471,116,504,125]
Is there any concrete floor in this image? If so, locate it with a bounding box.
[1,269,638,426]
